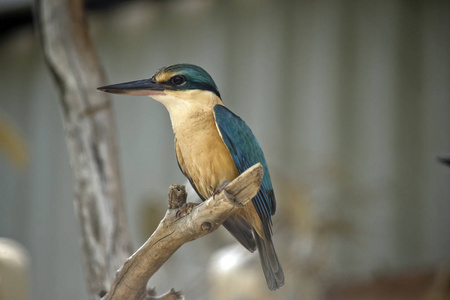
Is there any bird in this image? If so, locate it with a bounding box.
[98,63,284,290]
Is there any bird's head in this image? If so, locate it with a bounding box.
[98,64,222,113]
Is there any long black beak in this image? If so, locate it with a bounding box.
[97,78,165,96]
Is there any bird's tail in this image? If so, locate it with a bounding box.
[223,215,256,252]
[254,231,285,290]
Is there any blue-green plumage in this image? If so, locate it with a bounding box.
[213,105,275,232]
[154,64,221,98]
[213,105,284,289]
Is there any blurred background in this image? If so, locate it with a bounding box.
[1,0,449,299]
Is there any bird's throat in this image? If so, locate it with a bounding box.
[152,89,223,131]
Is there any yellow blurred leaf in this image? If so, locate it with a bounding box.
[0,111,29,169]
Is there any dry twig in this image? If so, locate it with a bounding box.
[102,163,264,300]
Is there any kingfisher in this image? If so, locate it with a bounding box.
[98,64,284,290]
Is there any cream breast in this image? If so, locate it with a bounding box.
[152,90,239,199]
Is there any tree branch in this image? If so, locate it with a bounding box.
[34,0,132,298]
[103,163,264,300]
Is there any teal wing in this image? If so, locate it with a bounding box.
[213,105,276,236]
[213,105,284,290]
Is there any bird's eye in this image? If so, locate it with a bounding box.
[171,75,186,86]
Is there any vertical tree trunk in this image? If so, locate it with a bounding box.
[34,0,132,298]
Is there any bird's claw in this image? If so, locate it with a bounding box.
[213,181,232,200]
[176,202,198,218]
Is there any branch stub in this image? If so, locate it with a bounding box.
[168,185,187,209]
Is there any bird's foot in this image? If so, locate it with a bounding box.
[213,181,232,200]
[176,202,198,218]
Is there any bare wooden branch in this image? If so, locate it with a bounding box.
[103,163,264,300]
[34,0,132,298]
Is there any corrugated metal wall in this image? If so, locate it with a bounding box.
[0,0,449,299]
